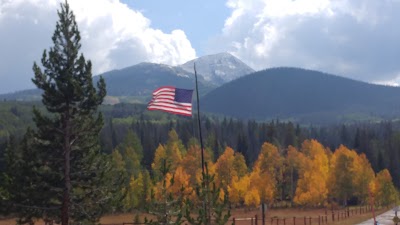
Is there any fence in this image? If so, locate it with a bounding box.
[230,205,376,225]
[103,205,378,225]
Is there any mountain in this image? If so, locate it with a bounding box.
[0,62,217,103]
[93,62,216,103]
[0,89,42,101]
[0,53,252,103]
[180,52,255,85]
[201,67,400,124]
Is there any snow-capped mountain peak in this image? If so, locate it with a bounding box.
[179,52,254,86]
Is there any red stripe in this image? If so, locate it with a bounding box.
[150,99,192,107]
[148,108,192,116]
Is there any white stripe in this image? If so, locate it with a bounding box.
[153,87,175,95]
[148,102,192,110]
[150,99,192,107]
[151,95,175,100]
[148,105,192,115]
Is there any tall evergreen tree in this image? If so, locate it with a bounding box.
[13,1,114,224]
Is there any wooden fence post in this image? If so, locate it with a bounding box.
[304,216,306,225]
[255,215,258,225]
[262,204,266,225]
[294,217,296,225]
[233,217,235,225]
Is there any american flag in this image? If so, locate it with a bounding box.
[147,86,194,116]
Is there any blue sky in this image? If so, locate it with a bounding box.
[1,0,400,93]
[122,0,230,56]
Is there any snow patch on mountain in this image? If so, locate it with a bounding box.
[179,52,254,86]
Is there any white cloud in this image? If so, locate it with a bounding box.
[211,0,400,84]
[0,0,196,93]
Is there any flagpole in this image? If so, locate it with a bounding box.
[194,63,205,176]
[194,63,209,224]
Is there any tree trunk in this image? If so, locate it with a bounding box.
[62,110,71,225]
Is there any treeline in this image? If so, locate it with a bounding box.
[97,104,400,188]
[1,102,400,188]
[107,129,398,212]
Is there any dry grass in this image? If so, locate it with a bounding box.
[0,206,390,225]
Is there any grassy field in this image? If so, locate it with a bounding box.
[0,206,391,225]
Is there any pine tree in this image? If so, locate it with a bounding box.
[184,163,231,225]
[145,160,184,225]
[15,1,113,224]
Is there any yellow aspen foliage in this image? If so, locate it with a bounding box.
[165,142,183,171]
[219,188,226,203]
[233,153,248,178]
[328,145,358,205]
[214,147,236,189]
[180,144,213,187]
[294,140,329,206]
[286,145,300,199]
[153,173,172,201]
[123,173,144,210]
[151,131,185,180]
[353,153,375,203]
[254,142,283,176]
[228,175,251,206]
[287,146,300,169]
[369,179,377,197]
[151,144,167,180]
[171,166,193,196]
[244,188,261,208]
[250,168,275,205]
[252,142,283,204]
[368,179,377,207]
[375,169,398,206]
[165,129,186,159]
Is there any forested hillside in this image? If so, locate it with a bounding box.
[201,67,400,123]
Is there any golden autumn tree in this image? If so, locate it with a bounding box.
[352,153,375,204]
[248,168,275,206]
[228,174,250,206]
[151,144,167,180]
[214,147,237,190]
[329,145,358,205]
[180,142,213,187]
[126,172,144,210]
[244,142,282,207]
[285,145,300,202]
[251,142,284,205]
[375,169,398,206]
[164,129,185,170]
[151,130,185,181]
[244,188,261,208]
[233,153,248,178]
[294,140,330,206]
[166,166,193,198]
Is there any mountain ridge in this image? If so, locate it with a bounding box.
[200,67,400,124]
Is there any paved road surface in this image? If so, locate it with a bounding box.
[357,206,399,225]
